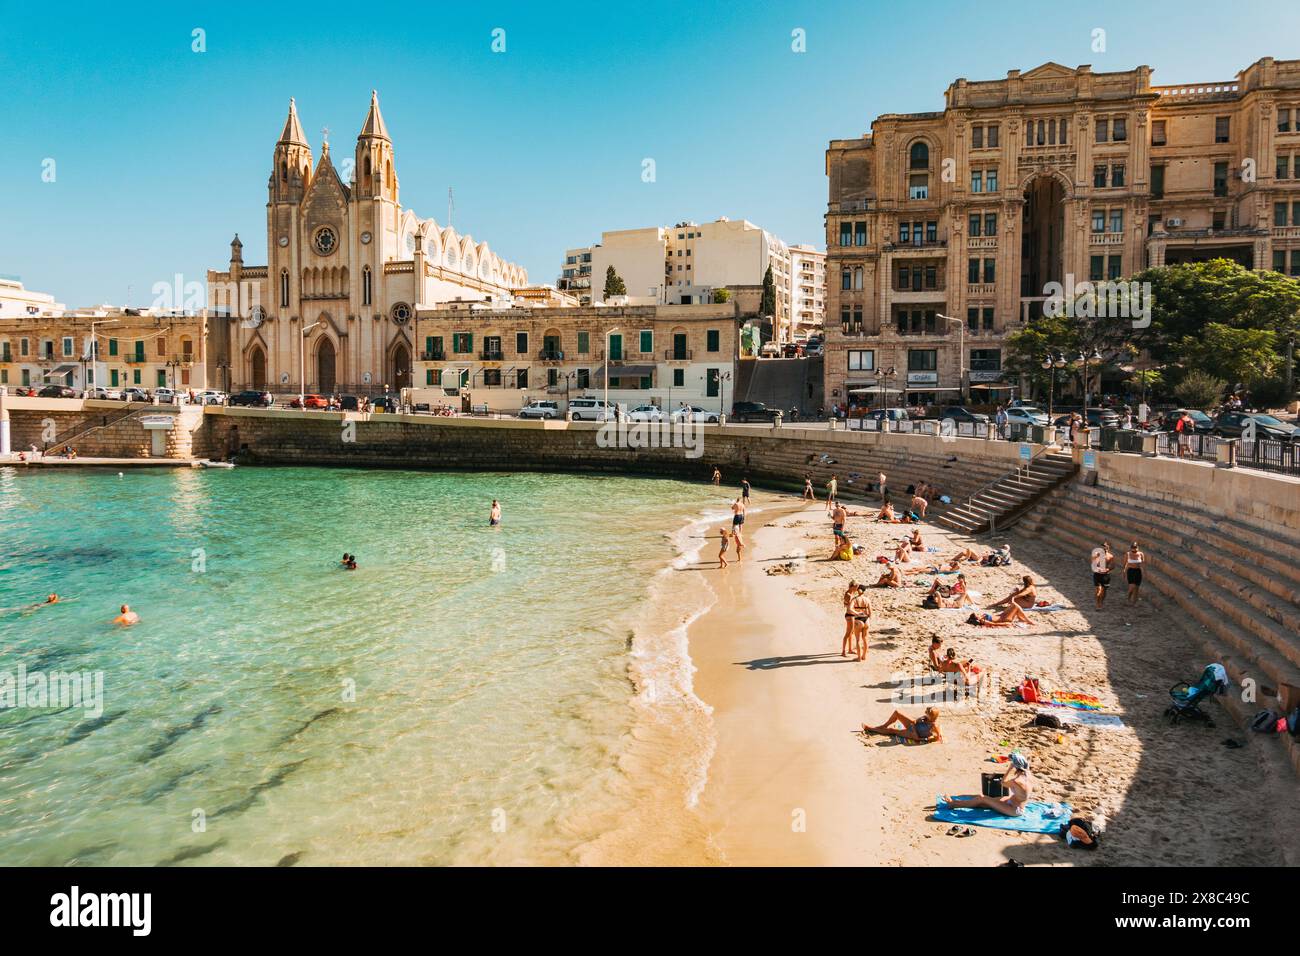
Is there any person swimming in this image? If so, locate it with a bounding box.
[489,499,502,526]
[113,604,140,626]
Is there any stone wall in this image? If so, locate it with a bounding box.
[2,398,209,459]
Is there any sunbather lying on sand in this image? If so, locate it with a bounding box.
[990,575,1037,609]
[863,706,943,744]
[967,603,1032,627]
[942,755,1033,816]
[951,547,980,562]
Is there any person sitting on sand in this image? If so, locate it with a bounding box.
[909,529,924,551]
[875,500,896,522]
[925,574,968,608]
[990,575,1037,610]
[718,529,731,568]
[943,754,1033,816]
[939,647,981,685]
[113,604,139,626]
[967,603,1032,627]
[862,706,943,744]
[927,636,945,671]
[874,564,904,588]
[893,541,913,564]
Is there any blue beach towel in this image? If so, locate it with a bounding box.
[933,796,1070,834]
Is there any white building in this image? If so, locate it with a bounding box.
[789,244,827,339]
[0,276,65,318]
[570,218,824,344]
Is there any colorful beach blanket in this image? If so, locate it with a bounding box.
[1044,691,1103,711]
[933,796,1071,834]
[1029,603,1068,612]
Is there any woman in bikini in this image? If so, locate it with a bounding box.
[840,582,860,657]
[990,575,1037,610]
[718,529,731,568]
[925,573,968,608]
[850,587,872,661]
[874,564,904,588]
[943,754,1033,816]
[1125,541,1145,605]
[969,602,1032,627]
[951,546,980,563]
[939,647,981,685]
[862,706,943,744]
[909,528,924,552]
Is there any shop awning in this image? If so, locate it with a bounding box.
[44,364,79,379]
[970,382,1016,390]
[593,364,655,382]
[848,386,903,395]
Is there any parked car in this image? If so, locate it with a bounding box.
[568,398,615,421]
[1161,408,1214,434]
[37,384,78,398]
[804,340,824,357]
[939,406,989,424]
[86,386,123,400]
[153,387,178,404]
[861,407,910,424]
[780,342,804,358]
[1004,405,1049,428]
[1210,411,1300,441]
[671,405,720,424]
[627,404,665,422]
[230,389,274,407]
[122,386,151,402]
[289,393,329,409]
[1053,407,1120,429]
[518,400,560,420]
[731,400,781,423]
[371,395,399,412]
[758,342,781,358]
[337,394,360,412]
[195,390,227,406]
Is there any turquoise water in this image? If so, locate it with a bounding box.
[0,465,717,865]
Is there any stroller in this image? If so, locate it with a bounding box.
[1165,664,1228,726]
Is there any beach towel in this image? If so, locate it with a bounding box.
[1037,708,1126,730]
[1044,691,1103,711]
[1029,603,1068,612]
[934,796,1071,834]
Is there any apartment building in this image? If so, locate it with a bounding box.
[824,57,1300,409]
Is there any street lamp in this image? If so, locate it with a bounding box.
[602,326,621,417]
[300,318,326,408]
[1078,348,1102,408]
[1041,352,1067,419]
[84,318,120,394]
[719,370,732,419]
[879,365,896,413]
[937,313,965,402]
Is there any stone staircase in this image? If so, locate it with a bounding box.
[934,452,1077,535]
[1017,480,1300,775]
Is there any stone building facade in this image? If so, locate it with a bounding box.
[413,302,739,411]
[206,93,529,396]
[824,57,1300,409]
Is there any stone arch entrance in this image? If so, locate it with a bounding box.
[390,340,411,391]
[1020,173,1068,323]
[317,338,337,393]
[250,346,267,389]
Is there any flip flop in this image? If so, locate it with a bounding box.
[958,827,976,837]
[946,826,962,836]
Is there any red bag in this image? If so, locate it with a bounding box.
[1019,679,1041,704]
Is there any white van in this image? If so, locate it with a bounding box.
[567,398,615,421]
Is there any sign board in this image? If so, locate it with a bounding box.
[140,415,174,430]
[968,370,1003,383]
[957,422,974,437]
[1083,450,1097,471]
[906,371,938,385]
[1019,443,1032,462]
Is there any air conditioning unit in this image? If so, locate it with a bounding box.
[1166,217,1182,227]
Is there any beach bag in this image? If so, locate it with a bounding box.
[981,772,1008,798]
[1064,817,1101,850]
[1250,709,1279,733]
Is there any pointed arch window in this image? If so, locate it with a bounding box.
[909,141,929,169]
[362,266,372,305]
[280,269,290,308]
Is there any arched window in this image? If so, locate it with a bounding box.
[280,161,288,182]
[1037,120,1045,145]
[1026,121,1034,147]
[280,269,290,308]
[362,266,372,305]
[909,141,929,169]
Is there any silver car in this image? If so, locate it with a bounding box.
[518,400,560,420]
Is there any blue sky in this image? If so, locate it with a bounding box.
[1,0,1295,306]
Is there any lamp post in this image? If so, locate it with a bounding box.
[1042,352,1067,419]
[300,319,326,408]
[85,318,120,394]
[719,370,732,419]
[879,365,896,414]
[1078,348,1101,408]
[602,326,621,418]
[937,313,964,402]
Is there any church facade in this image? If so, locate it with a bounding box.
[207,92,528,395]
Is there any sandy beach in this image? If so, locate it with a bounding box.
[681,491,1300,867]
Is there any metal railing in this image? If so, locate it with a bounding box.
[1153,431,1300,476]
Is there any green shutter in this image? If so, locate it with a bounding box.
[133,369,140,384]
[110,369,119,386]
[108,338,118,356]
[577,331,589,354]
[609,334,622,360]
[640,375,651,389]
[706,330,720,352]
[639,330,652,353]
[425,336,434,354]
[426,369,434,385]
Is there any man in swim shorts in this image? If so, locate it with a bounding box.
[489,499,501,526]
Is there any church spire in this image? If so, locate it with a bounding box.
[279,97,308,146]
[359,89,390,141]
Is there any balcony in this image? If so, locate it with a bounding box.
[479,350,504,362]
[125,355,149,364]
[967,236,999,250]
[537,349,565,362]
[664,349,692,361]
[421,350,445,361]
[885,239,947,256]
[168,354,195,367]
[967,283,997,297]
[1089,232,1125,246]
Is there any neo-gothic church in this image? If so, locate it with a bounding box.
[207,92,528,394]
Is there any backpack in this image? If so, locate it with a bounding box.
[1063,817,1101,850]
[1250,709,1279,733]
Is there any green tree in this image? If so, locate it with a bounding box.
[759,265,776,317]
[1172,370,1226,410]
[603,265,626,298]
[1176,323,1278,384]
